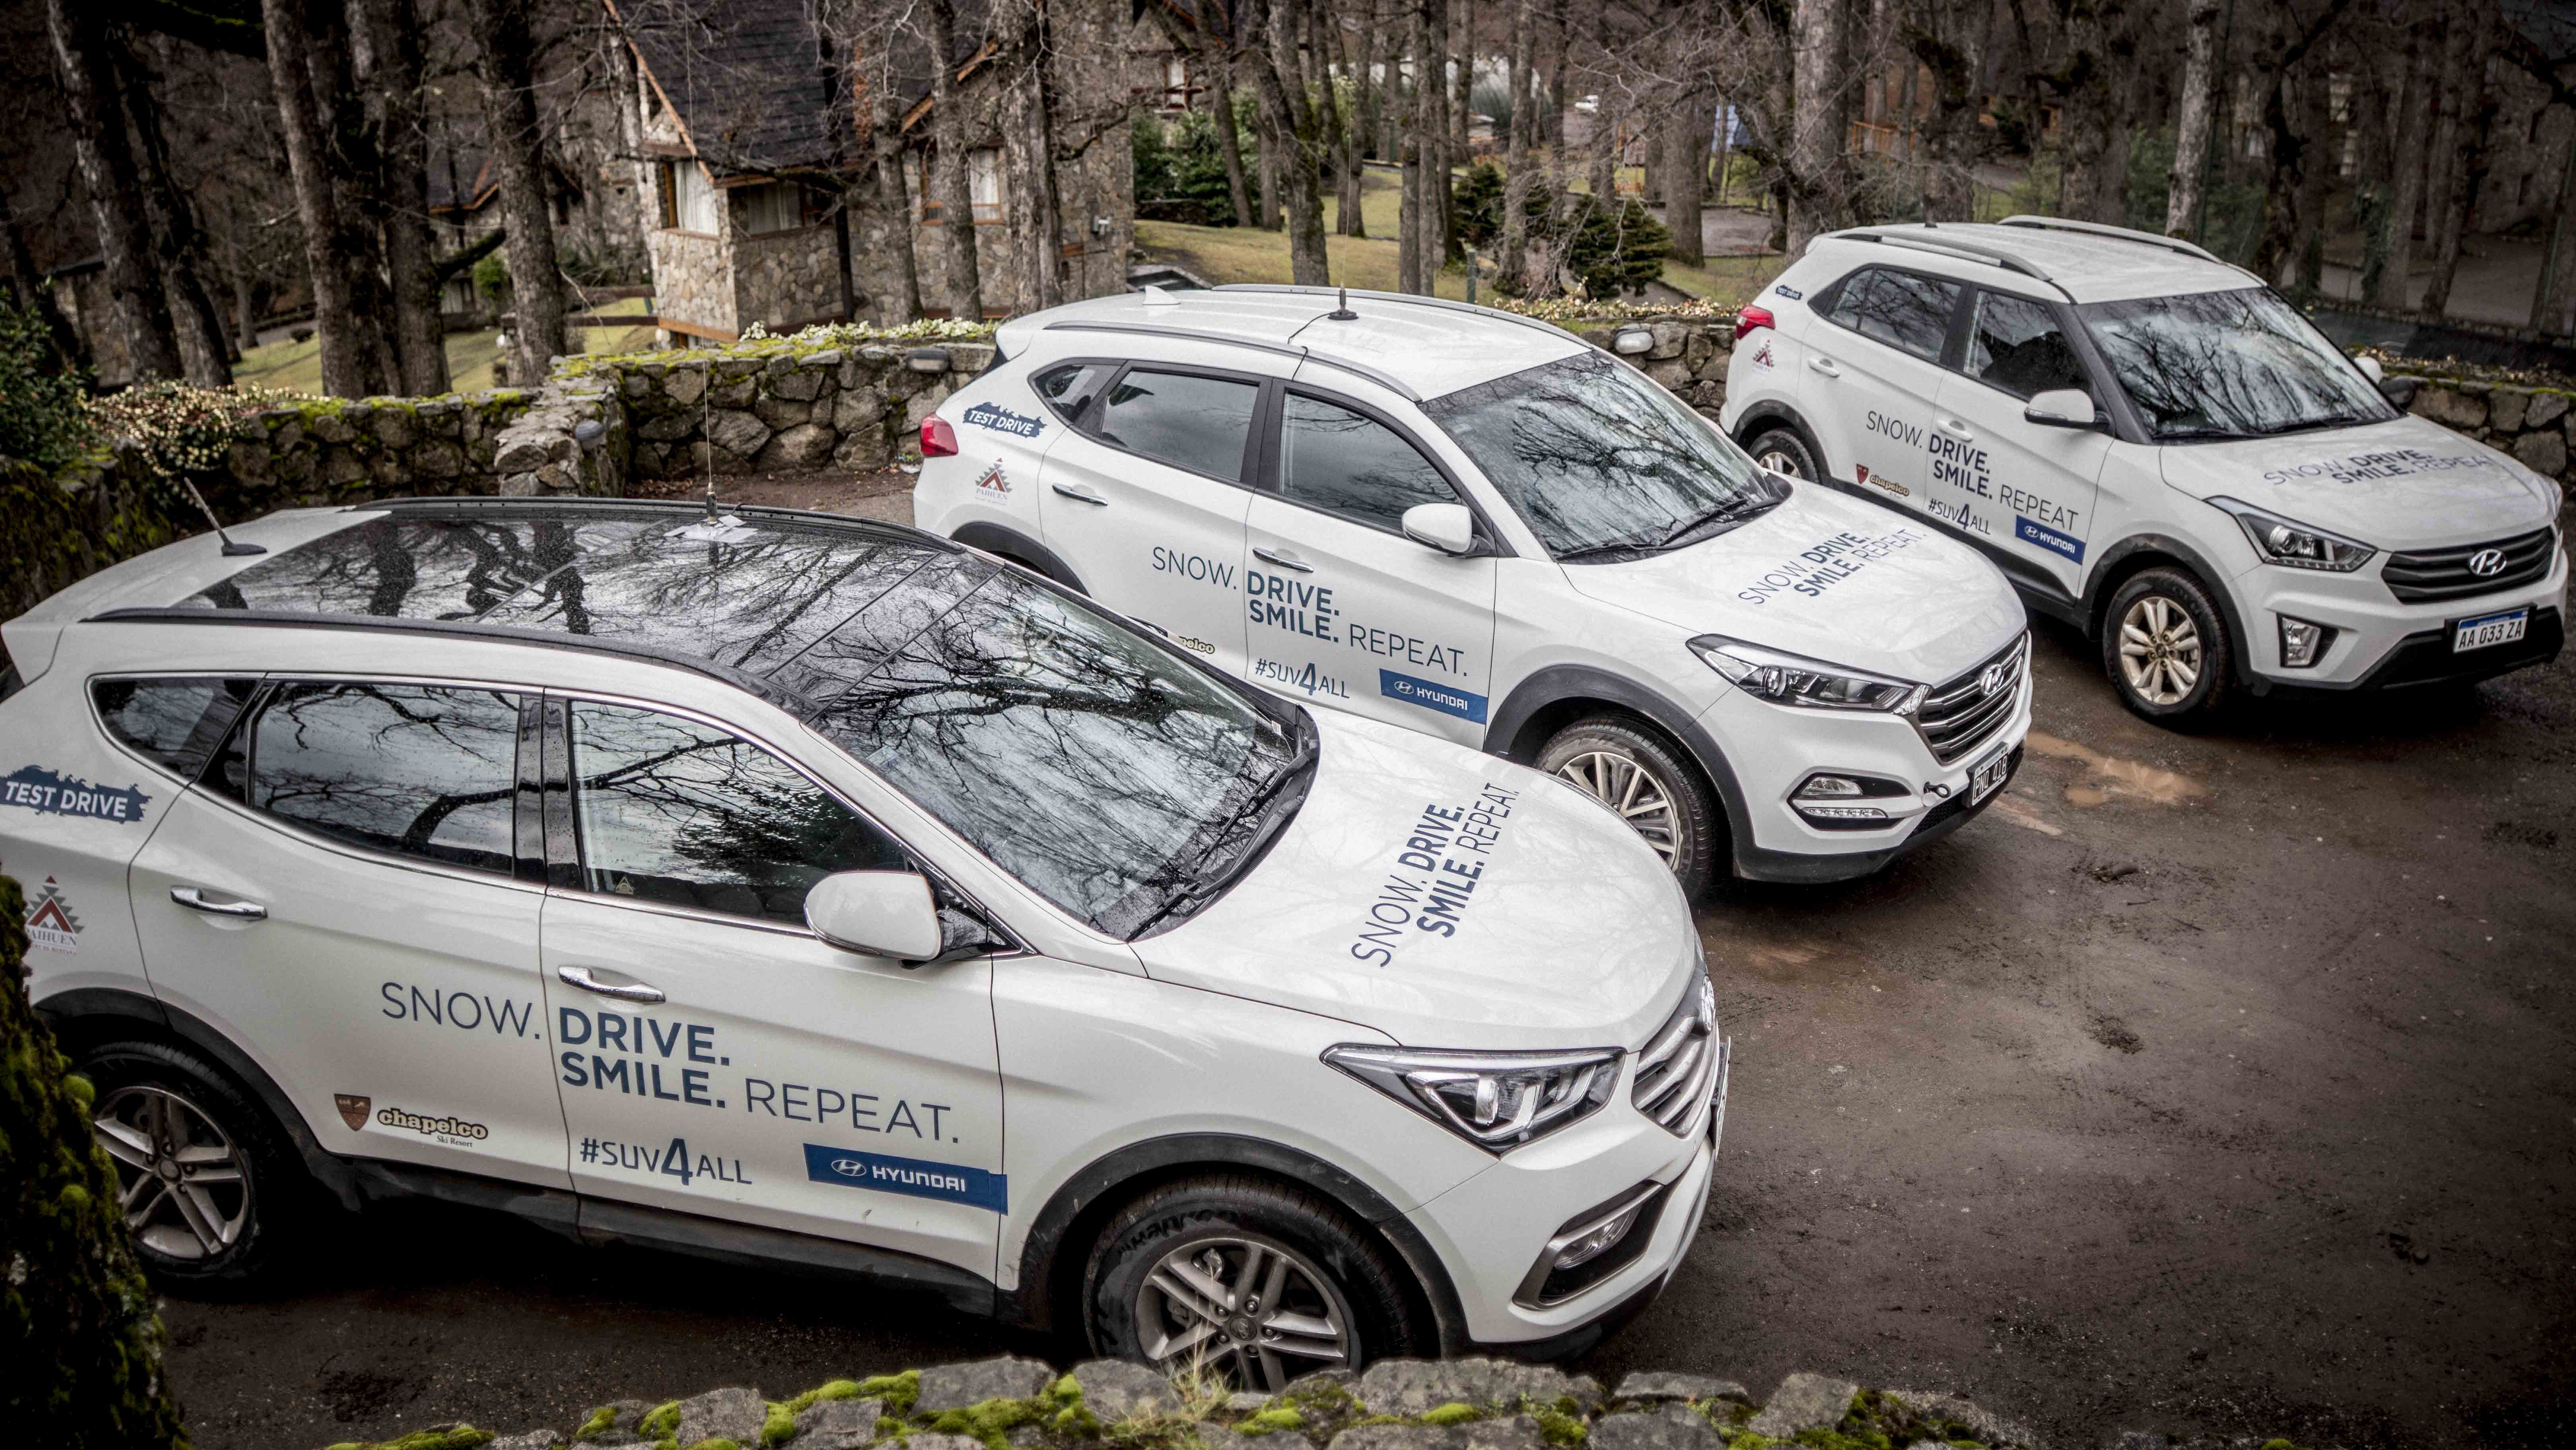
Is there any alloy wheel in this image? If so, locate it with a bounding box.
[1554,749,1682,866]
[2118,595,2204,707]
[94,1084,252,1262]
[1755,447,1805,478]
[1132,1233,1355,1392]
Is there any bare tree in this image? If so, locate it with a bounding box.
[468,0,568,383]
[261,0,370,395]
[2246,0,2359,282]
[1243,0,1333,283]
[2372,7,2435,308]
[2420,0,2495,318]
[2165,0,2221,237]
[112,35,232,384]
[1787,0,1849,252]
[356,0,448,394]
[1499,0,1534,283]
[46,0,183,382]
[922,0,985,318]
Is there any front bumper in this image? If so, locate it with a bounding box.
[2237,543,2568,692]
[1697,651,2034,883]
[1410,1037,1725,1352]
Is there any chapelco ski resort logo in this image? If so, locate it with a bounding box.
[0,765,151,824]
[963,402,1045,439]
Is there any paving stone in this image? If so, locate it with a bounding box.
[1590,1404,1727,1450]
[1612,1372,1752,1406]
[914,1354,1057,1414]
[1328,1413,1547,1450]
[672,1385,768,1447]
[793,1395,887,1449]
[574,1398,660,1445]
[486,1432,564,1450]
[1071,1357,1181,1420]
[1355,1357,1602,1416]
[1746,1373,1858,1439]
[1886,1389,2043,1449]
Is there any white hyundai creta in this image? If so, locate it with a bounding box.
[2,499,1723,1380]
[1723,216,2568,725]
[916,285,2033,893]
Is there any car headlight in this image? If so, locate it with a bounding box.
[2209,497,2376,572]
[1690,635,1926,713]
[1321,1043,1621,1153]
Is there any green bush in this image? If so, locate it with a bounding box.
[0,299,96,472]
[473,252,512,307]
[1134,108,1258,226]
[1454,162,1506,248]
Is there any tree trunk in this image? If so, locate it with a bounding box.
[1662,95,1706,265]
[2373,25,2432,310]
[1787,0,1848,252]
[113,50,231,384]
[1255,113,1283,229]
[2248,0,2357,283]
[1336,2,1371,235]
[307,4,400,392]
[45,0,182,383]
[1498,0,1532,284]
[468,0,568,380]
[999,0,1062,313]
[865,46,924,322]
[2165,0,2219,239]
[0,186,85,372]
[1209,56,1257,228]
[1907,1,1985,223]
[923,0,986,317]
[1,873,194,1450]
[2293,60,2332,295]
[357,0,448,394]
[1427,0,1455,269]
[260,0,368,395]
[2531,122,2576,335]
[2421,0,2491,319]
[1246,0,1333,283]
[1399,14,1426,291]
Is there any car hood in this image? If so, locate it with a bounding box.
[1558,485,2027,685]
[1132,711,1696,1052]
[2156,414,2562,548]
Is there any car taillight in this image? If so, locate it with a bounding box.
[1734,304,1775,341]
[920,416,958,458]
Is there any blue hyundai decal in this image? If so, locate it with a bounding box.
[802,1144,1007,1212]
[1379,670,1488,724]
[2015,518,2085,563]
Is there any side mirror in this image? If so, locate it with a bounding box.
[804,871,943,963]
[1401,502,1478,555]
[2354,355,2385,383]
[2024,388,2097,429]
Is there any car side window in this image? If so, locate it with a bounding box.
[1278,394,1461,532]
[1034,362,1110,425]
[244,682,521,876]
[1094,368,1261,482]
[1965,291,2088,400]
[566,700,904,926]
[92,677,258,781]
[1827,267,1959,362]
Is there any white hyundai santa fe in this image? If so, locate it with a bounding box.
[1722,216,2568,725]
[916,285,2033,893]
[3,498,1723,1381]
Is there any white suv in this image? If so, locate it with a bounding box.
[3,499,1723,1378]
[916,285,2032,893]
[1724,216,2568,724]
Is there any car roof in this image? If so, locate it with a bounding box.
[80,498,1006,709]
[1008,285,1594,399]
[1812,217,2261,304]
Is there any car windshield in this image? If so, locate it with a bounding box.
[788,566,1311,940]
[2077,287,2398,442]
[1422,351,1787,560]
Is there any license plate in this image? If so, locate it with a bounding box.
[1969,746,2011,804]
[2454,608,2528,653]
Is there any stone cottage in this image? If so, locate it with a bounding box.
[609,0,1172,343]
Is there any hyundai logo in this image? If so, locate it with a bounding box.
[830,1158,869,1177]
[2467,548,2508,577]
[1979,661,2011,697]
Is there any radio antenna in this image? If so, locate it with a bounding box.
[1327,287,1357,321]
[181,477,264,556]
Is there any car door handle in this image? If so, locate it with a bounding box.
[169,886,265,921]
[1253,545,1313,572]
[1051,482,1108,506]
[1808,357,1842,378]
[557,965,666,1004]
[1936,417,1976,440]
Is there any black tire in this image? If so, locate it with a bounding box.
[2101,567,2235,726]
[78,1039,313,1290]
[1536,715,1724,898]
[1084,1175,1429,1390]
[1742,422,1824,483]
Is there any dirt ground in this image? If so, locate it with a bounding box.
[155,479,2575,1450]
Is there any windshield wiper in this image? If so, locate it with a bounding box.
[1127,730,1319,937]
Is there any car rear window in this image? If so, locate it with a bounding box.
[1827,268,1960,362]
[1094,368,1261,482]
[239,682,522,876]
[92,677,258,781]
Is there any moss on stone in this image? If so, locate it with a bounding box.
[320,1429,496,1450]
[1239,1405,1308,1435]
[926,1394,1046,1450]
[638,1400,685,1439]
[757,1400,798,1447]
[1417,1404,1482,1427]
[856,1368,922,1416]
[574,1405,620,1440]
[782,1380,865,1415]
[1527,1403,1587,1446]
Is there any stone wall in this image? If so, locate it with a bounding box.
[734,224,844,334]
[2396,376,2573,480]
[647,227,733,340]
[592,340,988,480]
[222,391,539,502]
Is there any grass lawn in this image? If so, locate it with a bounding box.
[1659,254,1789,309]
[232,295,658,395]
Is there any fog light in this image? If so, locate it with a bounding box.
[1795,775,1863,799]
[1795,803,1889,822]
[2278,615,2333,669]
[1552,1198,1648,1270]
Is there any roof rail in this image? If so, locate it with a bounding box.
[1826,227,2074,299]
[1212,283,1592,349]
[355,495,954,550]
[1996,215,2230,266]
[1042,319,1422,401]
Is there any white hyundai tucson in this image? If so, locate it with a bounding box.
[916,285,2033,893]
[2,499,1723,1380]
[1723,216,2568,725]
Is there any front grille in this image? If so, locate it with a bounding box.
[2382,526,2557,604]
[1913,631,2028,766]
[1631,975,1718,1134]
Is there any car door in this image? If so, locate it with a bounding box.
[538,694,1005,1282]
[1803,266,1969,520]
[1036,361,1267,671]
[1934,287,2110,594]
[130,678,568,1186]
[1242,384,1499,744]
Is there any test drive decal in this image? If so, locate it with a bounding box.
[962,402,1046,438]
[1347,782,1520,963]
[1,765,151,824]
